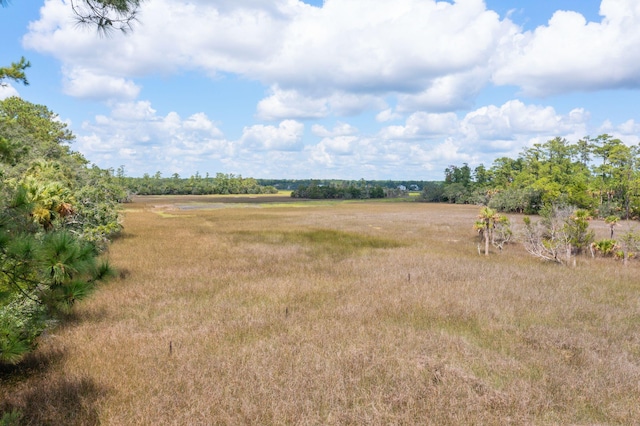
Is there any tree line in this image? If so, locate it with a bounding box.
[259,179,427,191]
[290,181,388,199]
[120,171,279,196]
[120,176,432,198]
[434,135,640,265]
[423,135,640,220]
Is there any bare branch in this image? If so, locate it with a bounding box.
[71,0,142,36]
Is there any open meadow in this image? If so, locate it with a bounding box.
[2,196,640,425]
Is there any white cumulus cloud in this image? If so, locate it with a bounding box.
[493,0,640,95]
[62,67,141,100]
[239,119,304,151]
[24,0,516,114]
[0,84,20,100]
[77,101,229,175]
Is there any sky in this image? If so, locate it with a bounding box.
[1,0,639,180]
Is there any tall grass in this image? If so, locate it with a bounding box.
[1,198,639,424]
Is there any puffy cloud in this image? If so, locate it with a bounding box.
[256,87,329,120]
[311,122,358,138]
[373,99,594,169]
[262,0,510,93]
[396,67,491,112]
[378,112,459,140]
[493,0,640,95]
[326,92,386,117]
[19,0,640,180]
[460,100,589,140]
[24,0,515,113]
[239,119,304,151]
[316,135,359,155]
[77,101,229,175]
[375,108,402,123]
[0,84,20,100]
[24,0,287,76]
[596,119,640,146]
[617,119,640,135]
[62,67,141,100]
[109,101,158,121]
[23,0,640,111]
[304,134,473,178]
[256,86,386,120]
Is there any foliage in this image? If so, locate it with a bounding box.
[0,57,30,87]
[522,206,572,265]
[565,209,594,254]
[71,0,142,34]
[122,171,278,196]
[440,135,640,219]
[291,181,391,199]
[487,187,541,214]
[0,409,22,426]
[0,97,120,364]
[419,181,445,202]
[474,207,511,255]
[591,239,618,257]
[521,205,593,265]
[1,0,142,35]
[604,215,619,238]
[262,178,427,192]
[617,228,640,265]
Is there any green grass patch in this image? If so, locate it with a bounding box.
[154,211,193,218]
[233,228,403,257]
[384,305,482,337]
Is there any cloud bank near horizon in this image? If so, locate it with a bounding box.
[15,0,640,178]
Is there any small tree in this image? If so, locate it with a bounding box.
[521,205,591,266]
[618,228,640,266]
[604,215,619,239]
[474,207,511,256]
[492,214,512,251]
[566,209,594,255]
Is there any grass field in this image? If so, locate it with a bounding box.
[2,197,640,425]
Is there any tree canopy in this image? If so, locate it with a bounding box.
[1,97,124,364]
[430,135,640,219]
[0,57,30,87]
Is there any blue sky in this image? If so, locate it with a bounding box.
[1,0,639,180]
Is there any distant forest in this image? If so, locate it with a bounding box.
[427,135,640,219]
[119,171,431,199]
[119,134,640,218]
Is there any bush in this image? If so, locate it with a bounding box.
[488,187,541,214]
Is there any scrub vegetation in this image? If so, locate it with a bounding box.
[426,135,640,221]
[0,97,123,366]
[2,197,639,424]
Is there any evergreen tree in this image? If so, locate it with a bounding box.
[0,98,120,364]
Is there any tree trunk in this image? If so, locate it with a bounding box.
[484,226,490,256]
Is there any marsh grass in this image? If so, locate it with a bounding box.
[1,198,639,424]
[233,228,403,258]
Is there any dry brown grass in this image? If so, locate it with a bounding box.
[2,197,640,425]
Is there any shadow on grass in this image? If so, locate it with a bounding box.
[0,346,66,383]
[1,374,106,426]
[1,343,107,425]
